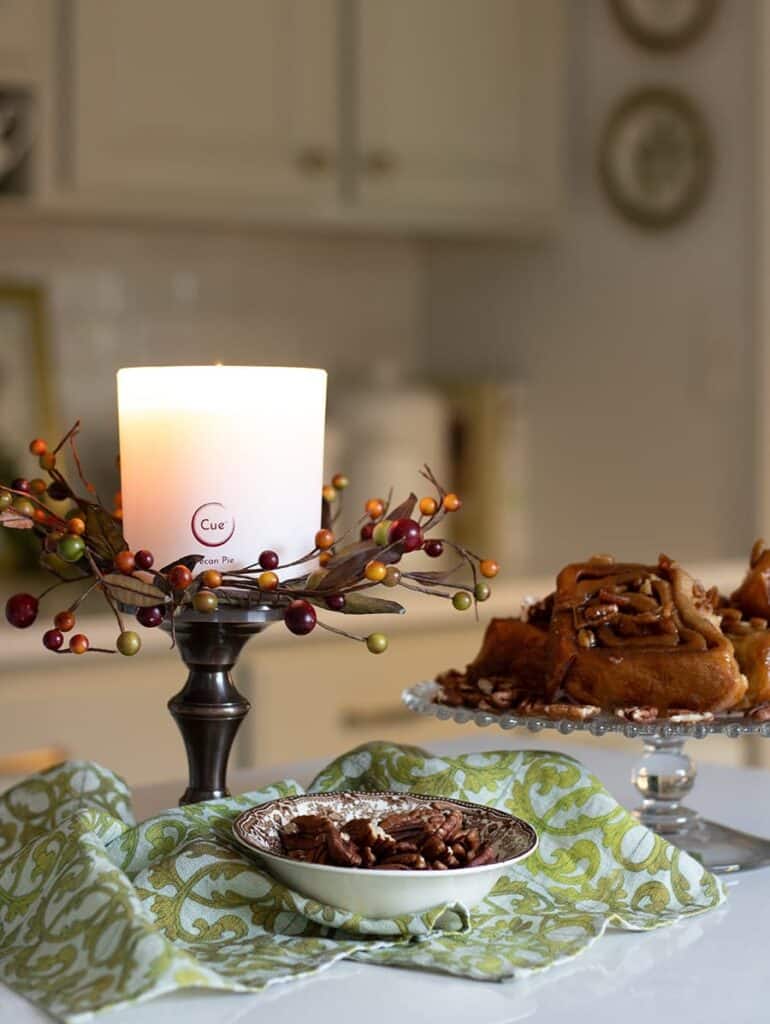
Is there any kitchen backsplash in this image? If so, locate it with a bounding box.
[0,220,426,481]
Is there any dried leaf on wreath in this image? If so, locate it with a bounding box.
[84,505,128,560]
[101,573,170,608]
[406,568,465,586]
[327,592,404,615]
[40,552,88,581]
[319,541,401,591]
[0,509,35,529]
[387,492,417,523]
[158,553,205,574]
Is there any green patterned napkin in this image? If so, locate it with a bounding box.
[0,742,723,1022]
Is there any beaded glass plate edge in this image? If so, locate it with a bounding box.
[402,681,770,741]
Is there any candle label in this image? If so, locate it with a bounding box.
[191,502,236,547]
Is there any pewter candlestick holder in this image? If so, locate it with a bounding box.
[160,604,285,805]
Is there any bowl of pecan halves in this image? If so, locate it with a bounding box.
[232,791,538,917]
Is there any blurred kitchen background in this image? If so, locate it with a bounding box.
[1,0,768,789]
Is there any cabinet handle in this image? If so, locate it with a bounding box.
[340,707,415,729]
[363,149,397,176]
[295,146,333,174]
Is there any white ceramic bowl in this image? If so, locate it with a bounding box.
[232,791,538,918]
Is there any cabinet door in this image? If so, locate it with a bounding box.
[70,0,337,207]
[356,0,564,231]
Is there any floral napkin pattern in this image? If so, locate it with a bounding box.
[0,742,724,1022]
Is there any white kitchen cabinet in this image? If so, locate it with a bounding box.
[355,0,564,232]
[47,0,564,234]
[69,0,338,209]
[0,0,49,81]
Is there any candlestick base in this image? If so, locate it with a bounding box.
[162,605,285,805]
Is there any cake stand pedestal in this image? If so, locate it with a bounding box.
[403,681,770,874]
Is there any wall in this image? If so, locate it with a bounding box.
[424,0,756,573]
[0,222,424,486]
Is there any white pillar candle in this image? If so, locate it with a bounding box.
[117,366,327,574]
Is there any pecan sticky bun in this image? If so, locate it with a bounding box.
[548,556,746,713]
[435,553,750,718]
[731,539,770,621]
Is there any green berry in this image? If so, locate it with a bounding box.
[0,491,11,510]
[372,520,392,546]
[193,589,219,613]
[57,535,86,563]
[366,632,388,654]
[383,566,401,588]
[117,630,141,656]
[12,497,35,518]
[474,582,491,602]
[452,591,472,611]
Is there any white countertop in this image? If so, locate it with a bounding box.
[2,730,769,1024]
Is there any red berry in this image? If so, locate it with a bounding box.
[259,550,279,571]
[423,539,444,558]
[388,518,423,553]
[325,594,346,611]
[168,564,193,590]
[43,629,64,651]
[360,523,374,541]
[285,599,317,635]
[47,481,69,501]
[115,550,136,575]
[5,593,39,628]
[11,478,30,493]
[134,549,154,571]
[54,610,75,632]
[69,634,89,655]
[137,605,164,628]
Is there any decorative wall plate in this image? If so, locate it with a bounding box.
[599,88,712,229]
[610,0,719,51]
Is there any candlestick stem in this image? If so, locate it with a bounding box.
[163,606,285,804]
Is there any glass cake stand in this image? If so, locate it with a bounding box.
[402,680,770,874]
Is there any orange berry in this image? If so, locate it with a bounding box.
[69,633,89,655]
[67,517,86,536]
[419,496,438,517]
[115,550,136,575]
[168,564,193,590]
[332,473,349,490]
[315,528,335,551]
[29,478,47,495]
[200,570,223,589]
[480,559,499,579]
[319,552,332,567]
[29,438,48,456]
[322,485,336,503]
[258,571,279,591]
[442,493,462,512]
[33,508,48,523]
[54,610,76,632]
[365,498,385,520]
[365,559,387,582]
[39,452,56,471]
[113,491,122,509]
[113,508,123,521]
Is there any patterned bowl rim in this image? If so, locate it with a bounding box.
[232,790,538,877]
